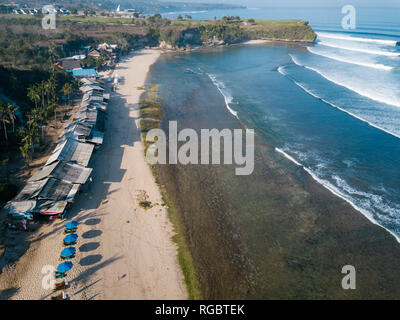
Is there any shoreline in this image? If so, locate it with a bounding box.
[0,50,187,300]
[148,47,400,299]
[2,44,399,300]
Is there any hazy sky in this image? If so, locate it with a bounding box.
[166,0,400,8]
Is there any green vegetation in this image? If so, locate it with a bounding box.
[169,18,316,44]
[0,15,315,71]
[138,83,162,151]
[163,192,202,300]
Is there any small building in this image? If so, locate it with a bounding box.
[81,99,108,112]
[60,59,81,71]
[88,49,101,58]
[29,160,93,184]
[58,121,104,146]
[5,200,68,220]
[46,138,95,167]
[80,84,104,94]
[5,200,36,219]
[72,68,99,78]
[13,177,80,203]
[80,77,104,87]
[34,200,69,219]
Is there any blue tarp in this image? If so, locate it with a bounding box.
[65,221,78,230]
[57,261,73,273]
[63,233,78,244]
[60,247,76,258]
[71,68,98,78]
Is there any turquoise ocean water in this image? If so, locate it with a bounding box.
[151,7,400,240]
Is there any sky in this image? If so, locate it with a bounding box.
[164,0,400,8]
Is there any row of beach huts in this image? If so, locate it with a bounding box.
[5,77,110,221]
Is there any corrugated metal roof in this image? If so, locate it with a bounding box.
[88,95,105,103]
[35,200,68,215]
[80,99,107,112]
[73,109,98,127]
[58,122,93,143]
[39,178,80,202]
[86,130,104,145]
[5,200,37,214]
[82,91,105,102]
[80,78,104,87]
[14,179,47,201]
[62,59,81,70]
[14,178,79,202]
[29,160,92,184]
[46,139,94,167]
[53,162,92,184]
[28,161,59,182]
[5,199,68,217]
[80,84,104,93]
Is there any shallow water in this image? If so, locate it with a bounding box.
[147,43,400,298]
[146,6,400,298]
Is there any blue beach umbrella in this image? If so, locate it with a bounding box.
[65,221,78,230]
[63,233,78,244]
[60,247,76,259]
[57,261,73,273]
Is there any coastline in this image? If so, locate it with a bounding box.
[0,50,187,300]
[1,44,399,300]
[147,48,400,299]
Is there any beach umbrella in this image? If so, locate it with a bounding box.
[65,221,78,230]
[57,261,73,273]
[60,247,76,259]
[63,233,78,245]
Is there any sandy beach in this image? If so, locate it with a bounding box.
[241,39,270,45]
[0,50,187,300]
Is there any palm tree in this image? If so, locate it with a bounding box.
[62,82,73,106]
[20,120,39,155]
[6,103,17,133]
[20,142,30,163]
[27,85,40,110]
[38,81,45,109]
[0,101,10,143]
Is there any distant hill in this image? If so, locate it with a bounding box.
[0,0,246,13]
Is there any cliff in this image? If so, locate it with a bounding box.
[159,19,316,49]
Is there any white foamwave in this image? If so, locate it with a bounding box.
[282,61,400,139]
[316,32,399,46]
[274,147,400,243]
[186,67,203,75]
[207,74,239,119]
[277,65,287,76]
[318,41,400,57]
[289,54,400,108]
[275,147,302,166]
[307,46,393,71]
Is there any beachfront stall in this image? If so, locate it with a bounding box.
[5,76,108,222]
[46,139,95,167]
[28,161,93,185]
[57,122,104,146]
[4,199,69,220]
[13,177,80,203]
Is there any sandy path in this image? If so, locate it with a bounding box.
[0,50,187,300]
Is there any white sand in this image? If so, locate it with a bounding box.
[241,39,270,45]
[0,50,187,300]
